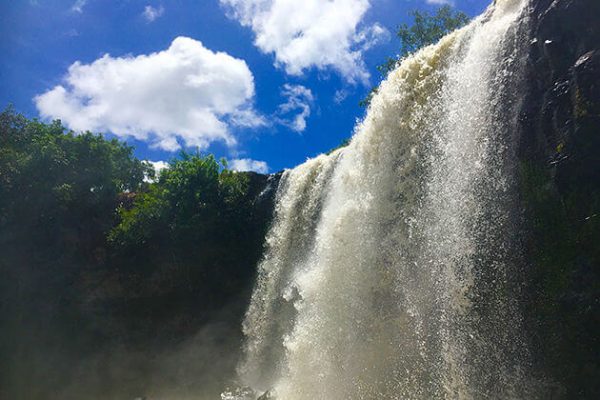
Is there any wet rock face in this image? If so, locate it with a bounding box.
[518,0,600,398]
[520,0,600,173]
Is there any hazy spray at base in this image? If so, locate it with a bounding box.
[230,0,537,398]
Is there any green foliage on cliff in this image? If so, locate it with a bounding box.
[109,153,248,248]
[0,107,274,398]
[0,106,271,321]
[106,149,271,311]
[0,106,153,397]
[0,105,150,258]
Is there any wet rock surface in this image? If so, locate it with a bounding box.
[517,0,600,398]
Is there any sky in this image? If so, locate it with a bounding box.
[0,0,490,173]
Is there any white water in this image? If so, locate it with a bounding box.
[227,1,535,398]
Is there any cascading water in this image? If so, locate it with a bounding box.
[225,0,537,398]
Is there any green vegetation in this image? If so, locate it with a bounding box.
[360,5,469,107]
[106,149,273,312]
[0,107,275,398]
[110,153,249,249]
[0,106,150,255]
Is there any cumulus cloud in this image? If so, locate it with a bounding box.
[35,37,264,151]
[276,84,314,132]
[229,158,269,173]
[71,0,87,13]
[219,0,388,84]
[143,5,164,22]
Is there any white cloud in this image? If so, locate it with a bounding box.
[276,84,314,132]
[144,160,169,182]
[229,158,269,173]
[333,89,350,104]
[354,23,390,52]
[219,0,388,84]
[426,0,454,5]
[143,5,164,22]
[71,0,87,13]
[35,36,264,152]
[148,160,169,173]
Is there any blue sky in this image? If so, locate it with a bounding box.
[0,0,489,173]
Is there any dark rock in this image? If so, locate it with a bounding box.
[517,0,600,398]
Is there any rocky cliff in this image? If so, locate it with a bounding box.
[518,0,600,397]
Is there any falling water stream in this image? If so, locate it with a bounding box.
[224,0,536,398]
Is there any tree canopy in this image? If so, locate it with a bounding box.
[0,107,275,399]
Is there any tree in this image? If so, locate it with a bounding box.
[0,106,150,254]
[108,153,249,248]
[107,151,270,313]
[360,5,470,107]
[0,108,276,398]
[0,107,152,398]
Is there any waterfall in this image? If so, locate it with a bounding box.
[227,0,536,398]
